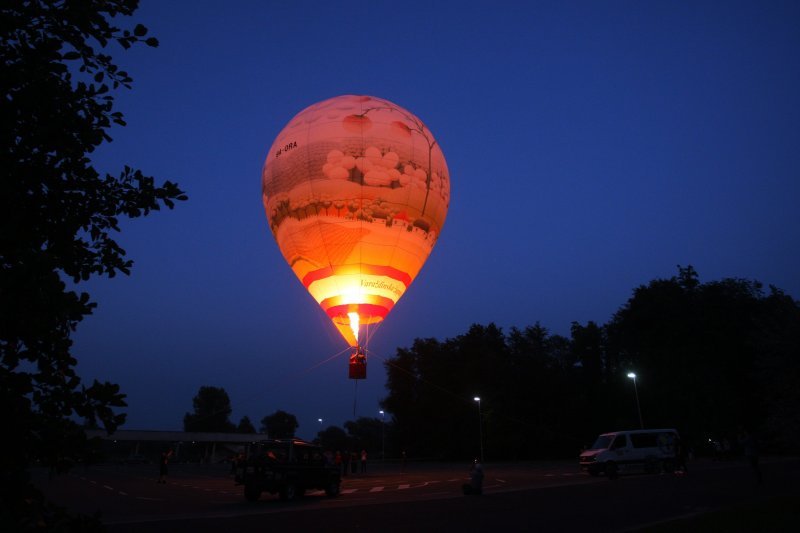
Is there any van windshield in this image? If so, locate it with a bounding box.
[589,435,614,450]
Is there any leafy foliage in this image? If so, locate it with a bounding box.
[183,386,236,432]
[343,417,383,453]
[260,410,299,439]
[381,267,800,460]
[236,416,256,434]
[316,425,349,451]
[1,0,186,527]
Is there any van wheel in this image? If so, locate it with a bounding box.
[605,462,618,480]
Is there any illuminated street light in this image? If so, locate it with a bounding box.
[379,410,386,461]
[627,373,644,429]
[474,397,484,463]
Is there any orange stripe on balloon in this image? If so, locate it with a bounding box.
[302,264,412,289]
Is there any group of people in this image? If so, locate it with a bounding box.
[333,449,368,475]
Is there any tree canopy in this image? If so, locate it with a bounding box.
[260,410,299,439]
[1,0,186,526]
[381,266,800,460]
[236,416,256,434]
[183,386,236,433]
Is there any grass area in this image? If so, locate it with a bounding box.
[644,494,800,532]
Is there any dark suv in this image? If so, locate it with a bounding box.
[234,439,341,501]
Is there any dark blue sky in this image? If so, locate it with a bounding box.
[74,0,800,438]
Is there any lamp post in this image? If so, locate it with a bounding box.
[474,397,484,463]
[627,373,644,429]
[379,410,385,461]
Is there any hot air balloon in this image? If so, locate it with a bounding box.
[262,95,449,379]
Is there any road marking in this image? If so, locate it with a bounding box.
[89,480,97,485]
[496,478,507,483]
[447,478,461,482]
[341,489,357,494]
[544,474,555,477]
[135,497,164,501]
[398,484,410,489]
[103,485,114,491]
[118,492,128,496]
[369,486,384,492]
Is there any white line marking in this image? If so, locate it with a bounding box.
[135,497,164,501]
[89,480,97,485]
[398,484,410,489]
[496,478,507,483]
[118,492,128,496]
[103,485,114,491]
[369,486,384,492]
[341,489,357,494]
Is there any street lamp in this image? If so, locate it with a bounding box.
[474,397,484,463]
[379,410,385,461]
[627,373,644,429]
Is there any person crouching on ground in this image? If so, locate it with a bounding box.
[462,458,484,495]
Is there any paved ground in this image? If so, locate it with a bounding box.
[34,457,800,532]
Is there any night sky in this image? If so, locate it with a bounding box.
[73,0,800,439]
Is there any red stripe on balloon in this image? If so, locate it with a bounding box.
[321,294,395,313]
[325,303,391,321]
[302,264,412,289]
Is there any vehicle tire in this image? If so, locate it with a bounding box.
[280,482,297,501]
[325,479,341,497]
[605,461,618,480]
[244,483,261,502]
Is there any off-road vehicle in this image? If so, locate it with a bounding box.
[234,439,341,501]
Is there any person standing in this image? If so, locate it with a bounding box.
[158,448,173,484]
[739,428,763,484]
[360,449,367,473]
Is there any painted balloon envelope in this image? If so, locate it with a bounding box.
[262,95,450,378]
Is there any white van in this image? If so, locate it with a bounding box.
[579,429,678,478]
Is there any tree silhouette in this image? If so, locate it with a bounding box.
[183,386,236,432]
[317,425,349,451]
[260,410,299,439]
[237,416,257,434]
[381,267,800,459]
[1,0,186,526]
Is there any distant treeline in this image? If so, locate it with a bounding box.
[380,266,800,460]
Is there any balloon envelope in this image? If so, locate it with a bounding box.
[262,95,450,346]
